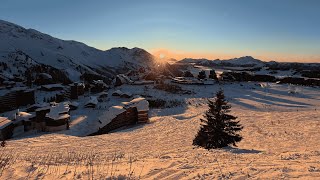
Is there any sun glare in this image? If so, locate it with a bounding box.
[159,53,166,59]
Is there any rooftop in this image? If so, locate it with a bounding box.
[0,117,12,129]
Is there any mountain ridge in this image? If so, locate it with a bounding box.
[0,19,155,82]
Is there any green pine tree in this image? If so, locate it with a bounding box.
[193,90,243,149]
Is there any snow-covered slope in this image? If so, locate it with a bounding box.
[2,82,320,179]
[0,20,155,82]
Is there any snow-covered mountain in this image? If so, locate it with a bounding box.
[0,20,155,82]
[213,56,265,66]
[178,58,211,64]
[179,56,265,67]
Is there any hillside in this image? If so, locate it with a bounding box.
[0,20,155,82]
[2,82,320,179]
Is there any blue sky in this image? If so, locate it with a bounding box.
[1,0,319,62]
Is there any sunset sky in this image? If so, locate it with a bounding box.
[1,0,319,62]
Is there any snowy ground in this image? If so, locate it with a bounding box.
[1,82,320,179]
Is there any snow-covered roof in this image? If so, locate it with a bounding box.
[97,91,108,97]
[15,112,35,122]
[69,101,79,107]
[41,84,65,89]
[99,106,126,128]
[121,92,132,97]
[38,73,52,79]
[93,80,108,87]
[46,103,70,120]
[85,96,98,105]
[69,82,85,87]
[0,117,12,129]
[47,114,70,121]
[116,74,134,84]
[35,106,51,112]
[172,77,202,84]
[122,98,149,111]
[112,90,123,96]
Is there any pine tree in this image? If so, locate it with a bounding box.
[198,70,206,79]
[183,70,194,77]
[209,70,218,81]
[193,90,243,149]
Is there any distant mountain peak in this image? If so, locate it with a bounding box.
[177,56,265,67]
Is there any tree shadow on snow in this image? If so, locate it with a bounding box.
[229,88,312,110]
[223,146,262,154]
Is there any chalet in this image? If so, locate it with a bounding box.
[84,96,98,108]
[55,92,66,102]
[27,103,49,112]
[112,90,123,96]
[69,101,79,110]
[97,91,108,102]
[41,84,65,91]
[120,92,132,98]
[0,117,14,141]
[123,97,149,123]
[91,80,108,93]
[12,111,35,136]
[114,74,133,86]
[112,90,132,98]
[45,102,70,132]
[35,106,51,131]
[69,82,85,99]
[91,97,149,135]
[171,77,203,85]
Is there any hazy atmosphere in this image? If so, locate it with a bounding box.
[1,0,320,62]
